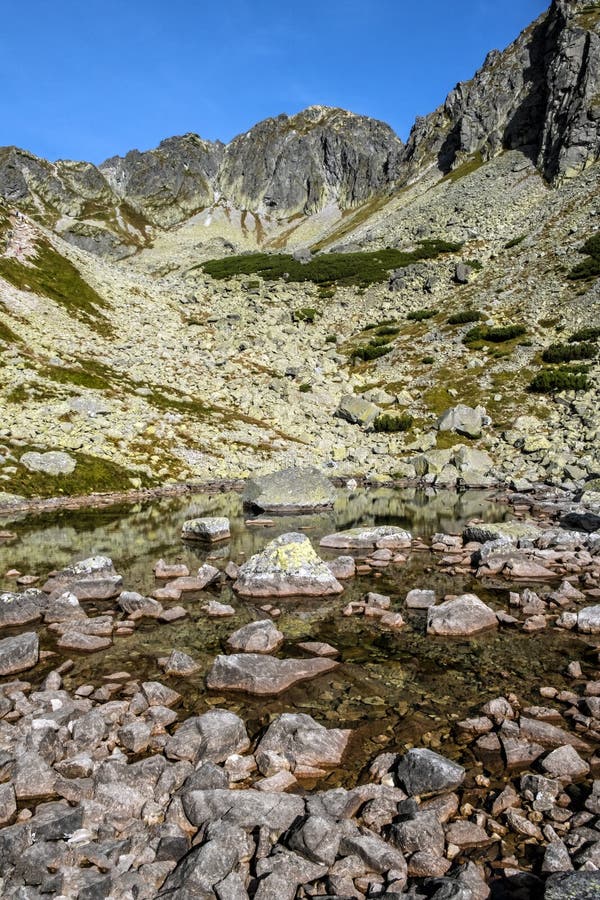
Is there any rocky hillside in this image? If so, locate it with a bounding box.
[0,0,599,503]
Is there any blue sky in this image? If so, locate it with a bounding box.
[1,0,548,163]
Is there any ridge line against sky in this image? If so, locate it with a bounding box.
[0,0,548,164]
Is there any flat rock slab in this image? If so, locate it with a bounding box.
[463,521,542,545]
[182,788,305,831]
[57,632,112,652]
[42,555,123,600]
[181,517,230,542]
[20,450,76,475]
[206,653,338,695]
[320,526,412,551]
[233,533,343,598]
[157,566,220,596]
[0,631,39,675]
[242,466,335,513]
[297,641,339,658]
[427,594,498,636]
[153,560,190,579]
[0,592,44,628]
[226,619,284,654]
[544,872,600,899]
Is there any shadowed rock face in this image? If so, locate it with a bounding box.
[403,0,600,182]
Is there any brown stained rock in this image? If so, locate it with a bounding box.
[57,632,112,652]
[296,641,339,658]
[206,654,338,695]
[427,594,498,636]
[154,560,190,579]
[226,620,284,655]
[445,819,490,848]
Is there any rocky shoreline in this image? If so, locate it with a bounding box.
[0,469,600,898]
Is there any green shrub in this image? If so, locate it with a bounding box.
[325,334,337,343]
[542,342,597,363]
[464,324,527,344]
[293,307,317,323]
[463,259,483,271]
[354,344,394,362]
[569,232,600,280]
[528,368,589,393]
[569,327,600,343]
[421,355,435,364]
[505,235,526,249]
[298,383,312,393]
[200,240,462,288]
[373,413,414,433]
[375,325,401,337]
[407,308,438,322]
[447,309,482,325]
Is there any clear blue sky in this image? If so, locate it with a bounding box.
[1,0,548,163]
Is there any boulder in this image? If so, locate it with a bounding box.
[320,525,411,551]
[335,394,381,427]
[577,606,600,634]
[242,466,335,513]
[165,709,250,764]
[396,748,465,798]
[405,589,436,609]
[0,591,44,628]
[42,556,122,600]
[0,632,39,675]
[182,789,305,832]
[233,533,343,597]
[463,521,542,544]
[427,594,498,636]
[20,451,76,475]
[437,404,486,439]
[226,620,284,654]
[206,654,338,695]
[544,872,600,899]
[256,713,351,772]
[181,517,230,542]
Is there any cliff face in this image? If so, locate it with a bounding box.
[402,0,600,182]
[0,0,599,257]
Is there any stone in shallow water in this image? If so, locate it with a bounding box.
[243,466,335,513]
[153,559,190,579]
[159,650,200,676]
[463,520,542,545]
[226,619,284,654]
[0,631,39,675]
[57,632,112,652]
[256,713,351,772]
[203,600,235,617]
[320,525,412,550]
[181,517,231,542]
[427,594,498,636]
[42,556,123,601]
[396,748,465,798]
[0,591,45,628]
[297,641,339,658]
[206,653,338,695]
[233,533,343,598]
[405,589,436,609]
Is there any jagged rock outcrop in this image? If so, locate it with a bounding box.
[403,0,600,182]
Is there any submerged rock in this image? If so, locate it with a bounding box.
[242,466,335,513]
[233,533,343,597]
[320,525,411,550]
[427,594,498,636]
[206,653,338,695]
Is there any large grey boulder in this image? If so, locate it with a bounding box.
[544,872,600,900]
[463,520,542,544]
[0,632,39,675]
[226,619,284,654]
[42,556,123,600]
[396,748,465,798]
[437,404,486,439]
[578,606,600,634]
[181,517,230,542]
[0,591,45,628]
[427,594,498,636]
[256,713,351,772]
[335,394,381,427]
[243,466,335,513]
[206,654,338,695]
[20,451,76,476]
[233,533,343,597]
[164,709,250,764]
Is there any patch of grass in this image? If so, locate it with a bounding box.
[0,240,113,335]
[569,327,600,343]
[541,342,597,363]
[407,308,438,322]
[0,317,22,346]
[293,307,317,323]
[325,334,337,343]
[463,259,483,272]
[441,152,484,184]
[375,325,401,337]
[39,363,112,392]
[447,308,482,325]
[298,383,312,393]
[421,355,435,364]
[569,232,600,281]
[9,447,154,499]
[528,368,590,394]
[539,317,560,329]
[504,235,526,249]
[353,343,394,362]
[372,413,413,433]
[200,240,462,288]
[464,324,527,345]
